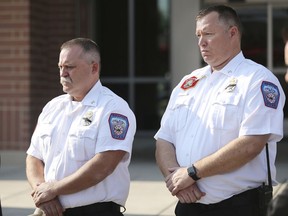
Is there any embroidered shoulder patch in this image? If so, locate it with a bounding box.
[108,113,129,140]
[181,76,199,90]
[261,81,280,109]
[180,75,206,90]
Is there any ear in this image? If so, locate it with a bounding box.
[91,62,100,75]
[230,26,238,38]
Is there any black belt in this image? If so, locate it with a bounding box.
[201,187,258,209]
[180,187,259,210]
[64,202,121,215]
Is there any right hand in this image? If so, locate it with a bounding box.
[38,197,64,216]
[176,183,206,203]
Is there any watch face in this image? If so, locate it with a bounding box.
[187,166,200,181]
[188,167,195,176]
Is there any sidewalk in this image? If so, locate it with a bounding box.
[1,138,287,216]
[0,151,177,216]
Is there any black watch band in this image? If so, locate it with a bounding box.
[187,165,201,181]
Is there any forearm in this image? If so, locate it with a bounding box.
[155,138,179,177]
[52,150,126,196]
[194,134,270,179]
[26,155,45,189]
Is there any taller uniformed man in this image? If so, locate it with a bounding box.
[155,5,285,216]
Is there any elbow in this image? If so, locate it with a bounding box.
[245,134,270,158]
[91,166,116,185]
[246,141,267,160]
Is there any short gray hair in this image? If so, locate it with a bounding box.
[61,38,101,63]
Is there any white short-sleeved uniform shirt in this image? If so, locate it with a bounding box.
[27,81,136,208]
[155,52,285,204]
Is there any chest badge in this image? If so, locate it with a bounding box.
[181,75,205,90]
[82,110,94,126]
[224,77,238,92]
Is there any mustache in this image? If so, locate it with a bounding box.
[60,77,72,84]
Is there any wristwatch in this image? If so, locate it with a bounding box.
[187,165,201,181]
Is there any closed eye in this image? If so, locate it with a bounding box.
[58,65,76,71]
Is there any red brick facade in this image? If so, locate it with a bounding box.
[0,0,90,150]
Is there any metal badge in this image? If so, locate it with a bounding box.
[225,77,237,92]
[82,110,94,126]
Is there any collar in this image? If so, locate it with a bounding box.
[214,51,245,77]
[80,81,102,107]
[61,81,101,107]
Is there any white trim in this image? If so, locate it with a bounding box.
[170,0,201,88]
[267,3,273,71]
[128,0,135,109]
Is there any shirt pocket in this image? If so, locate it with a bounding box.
[169,94,192,132]
[68,128,97,161]
[209,93,241,131]
[37,124,54,161]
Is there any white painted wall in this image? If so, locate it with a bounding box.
[170,0,201,88]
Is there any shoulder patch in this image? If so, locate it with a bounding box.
[108,113,129,140]
[181,76,198,90]
[181,75,206,90]
[261,81,280,109]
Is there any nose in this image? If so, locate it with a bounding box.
[59,67,69,77]
[198,36,206,48]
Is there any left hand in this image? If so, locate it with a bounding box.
[32,182,57,206]
[165,167,195,196]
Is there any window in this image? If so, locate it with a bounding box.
[272,6,288,68]
[93,0,170,132]
[238,7,267,66]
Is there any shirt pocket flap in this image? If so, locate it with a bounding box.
[171,94,191,110]
[214,93,241,105]
[68,128,97,161]
[78,128,97,140]
[37,124,54,138]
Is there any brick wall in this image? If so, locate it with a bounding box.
[0,0,30,150]
[0,0,90,150]
[29,0,77,134]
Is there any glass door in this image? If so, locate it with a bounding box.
[93,0,171,132]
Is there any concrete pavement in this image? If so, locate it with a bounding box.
[1,137,287,216]
[0,151,177,216]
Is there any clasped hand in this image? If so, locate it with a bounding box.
[32,182,57,207]
[165,167,205,203]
